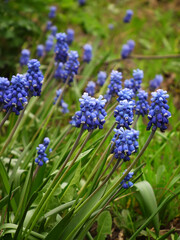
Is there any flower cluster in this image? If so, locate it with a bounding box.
[124,79,134,90]
[20,49,30,66]
[67,28,74,45]
[123,9,133,23]
[149,74,163,91]
[51,26,57,37]
[117,88,134,102]
[54,88,69,114]
[36,45,44,58]
[78,0,86,6]
[46,21,52,31]
[45,35,54,52]
[4,74,28,115]
[97,71,107,87]
[121,171,134,189]
[70,93,107,131]
[55,33,69,63]
[83,44,92,63]
[85,81,96,96]
[35,137,52,166]
[49,6,57,19]
[147,89,171,132]
[135,90,149,117]
[25,59,44,97]
[112,128,139,161]
[108,70,122,96]
[54,62,64,80]
[121,40,135,59]
[0,77,10,108]
[132,69,143,93]
[114,100,134,129]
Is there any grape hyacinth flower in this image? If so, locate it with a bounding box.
[114,100,134,129]
[67,28,74,45]
[133,69,144,93]
[147,89,171,132]
[97,71,107,87]
[112,128,139,161]
[127,40,135,51]
[70,93,107,131]
[54,62,64,80]
[108,23,114,30]
[135,90,149,117]
[0,77,10,109]
[25,59,44,97]
[117,88,135,107]
[83,44,92,63]
[108,70,122,96]
[54,88,69,114]
[78,0,86,6]
[46,21,52,31]
[48,6,57,19]
[35,137,51,166]
[20,49,30,66]
[55,33,69,63]
[149,74,163,91]
[124,79,134,90]
[85,81,96,96]
[51,26,57,37]
[121,171,134,189]
[45,35,54,52]
[36,45,44,58]
[123,9,133,23]
[4,74,28,115]
[121,44,131,59]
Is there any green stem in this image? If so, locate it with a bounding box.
[0,109,11,130]
[132,115,139,129]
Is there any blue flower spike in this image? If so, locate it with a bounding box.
[35,137,51,166]
[49,6,57,19]
[85,81,96,96]
[97,71,107,87]
[0,77,10,108]
[83,44,92,63]
[36,45,44,58]
[45,35,54,52]
[54,88,69,114]
[67,28,74,45]
[55,33,69,63]
[20,49,30,66]
[51,26,58,37]
[149,74,163,91]
[133,69,144,93]
[121,170,134,189]
[123,9,133,23]
[135,90,149,117]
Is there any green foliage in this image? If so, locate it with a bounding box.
[95,211,112,240]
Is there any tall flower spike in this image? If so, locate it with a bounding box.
[54,62,64,80]
[117,88,134,102]
[147,89,171,132]
[0,77,10,109]
[127,40,135,51]
[108,70,122,96]
[49,6,57,19]
[121,171,134,189]
[67,28,74,45]
[97,71,107,87]
[46,21,52,31]
[114,100,134,129]
[135,90,149,117]
[85,81,96,96]
[124,79,134,91]
[55,33,69,63]
[112,128,139,161]
[54,88,69,114]
[36,45,44,58]
[121,44,131,59]
[45,35,54,52]
[123,9,133,23]
[83,44,92,63]
[4,74,28,115]
[133,69,144,93]
[51,26,57,37]
[149,74,163,91]
[20,49,30,66]
[70,93,107,131]
[35,137,51,166]
[25,59,44,97]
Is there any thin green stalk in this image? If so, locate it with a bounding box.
[32,165,40,181]
[106,101,118,115]
[132,115,139,129]
[0,109,11,130]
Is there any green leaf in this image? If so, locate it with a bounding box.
[95,211,112,240]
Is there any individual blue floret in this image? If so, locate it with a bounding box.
[54,88,69,114]
[83,44,92,63]
[123,9,133,23]
[121,170,134,189]
[112,128,139,161]
[135,90,149,117]
[51,26,58,37]
[35,137,51,166]
[147,89,171,132]
[67,28,74,45]
[49,6,57,19]
[0,77,10,108]
[97,71,107,87]
[25,59,44,97]
[20,49,30,66]
[149,74,163,91]
[55,33,69,63]
[36,45,44,58]
[45,35,54,52]
[85,81,96,96]
[46,21,52,31]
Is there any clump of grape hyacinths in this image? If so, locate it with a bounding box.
[147,89,171,132]
[67,28,74,45]
[135,90,149,117]
[4,74,28,115]
[20,49,30,66]
[49,6,57,19]
[83,44,92,63]
[25,59,44,97]
[54,88,69,114]
[121,40,135,59]
[70,93,107,131]
[36,45,44,58]
[51,26,57,37]
[46,21,52,31]
[123,9,133,23]
[0,77,10,109]
[114,100,134,129]
[55,33,69,63]
[35,138,52,166]
[121,171,134,189]
[112,128,139,161]
[97,71,107,87]
[149,74,163,91]
[85,81,96,96]
[45,35,54,52]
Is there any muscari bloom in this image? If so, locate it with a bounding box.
[20,49,30,66]
[85,81,96,96]
[45,35,54,52]
[67,28,74,45]
[4,74,28,115]
[147,89,171,132]
[97,71,107,87]
[35,137,52,166]
[121,44,131,59]
[114,100,134,129]
[149,74,163,91]
[54,62,64,80]
[0,77,10,108]
[46,21,52,31]
[49,6,57,19]
[54,88,69,114]
[117,88,134,102]
[124,79,134,90]
[70,93,107,131]
[127,40,135,51]
[112,128,139,161]
[25,59,44,97]
[36,45,44,58]
[121,171,134,189]
[108,23,114,30]
[135,90,149,117]
[133,69,144,93]
[51,26,58,37]
[78,0,86,6]
[55,33,69,63]
[123,9,133,23]
[83,44,92,63]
